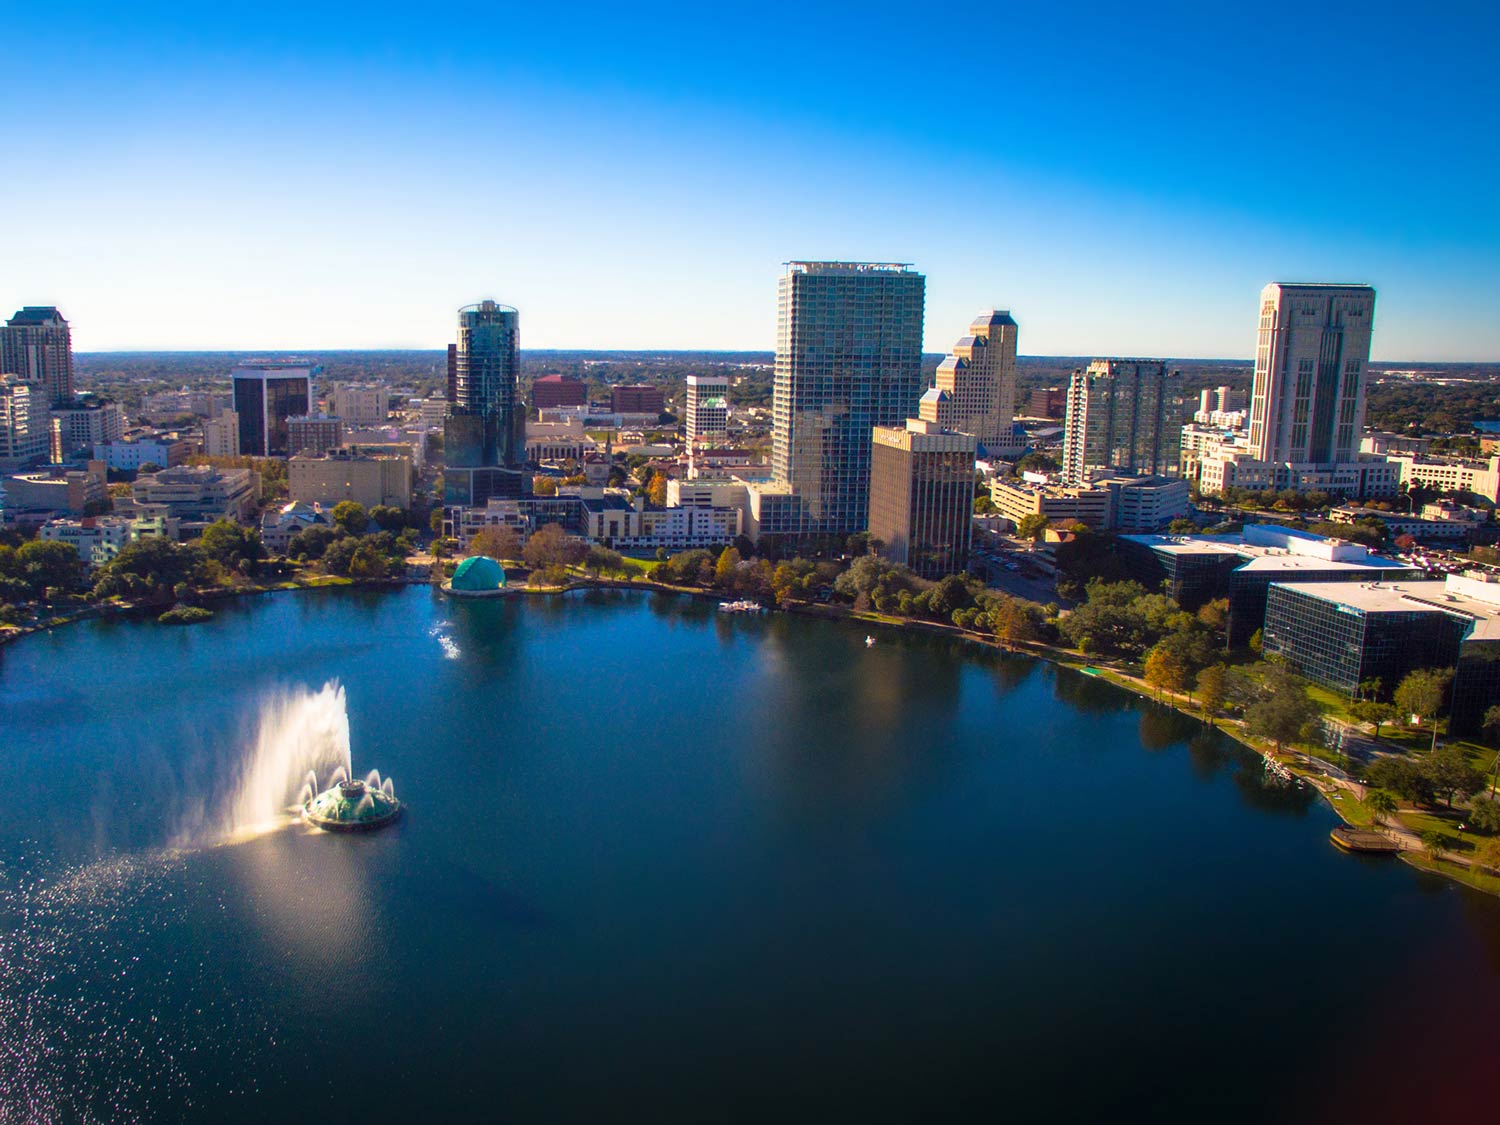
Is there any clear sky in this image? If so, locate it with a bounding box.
[3,0,1497,359]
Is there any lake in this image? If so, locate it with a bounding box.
[2,586,1498,1122]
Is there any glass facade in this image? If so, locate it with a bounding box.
[868,431,975,580]
[771,263,925,538]
[445,300,524,505]
[1263,585,1469,697]
[231,368,312,457]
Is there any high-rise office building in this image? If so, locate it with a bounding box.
[1248,283,1376,464]
[869,418,977,580]
[2,307,74,406]
[1061,359,1179,484]
[232,361,316,456]
[0,377,48,467]
[685,374,729,443]
[768,261,925,538]
[919,310,1021,456]
[444,300,527,506]
[203,411,240,458]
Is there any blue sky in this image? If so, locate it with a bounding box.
[2,0,1496,359]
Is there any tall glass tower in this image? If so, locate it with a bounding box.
[444,299,527,505]
[770,262,925,538]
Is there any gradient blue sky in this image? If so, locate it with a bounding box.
[3,0,1496,358]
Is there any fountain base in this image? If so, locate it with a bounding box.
[303,778,403,832]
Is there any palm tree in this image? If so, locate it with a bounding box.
[1366,789,1397,827]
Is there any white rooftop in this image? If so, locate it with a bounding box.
[1269,573,1500,641]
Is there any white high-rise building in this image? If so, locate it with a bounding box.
[0,377,48,467]
[328,383,390,428]
[204,411,240,458]
[919,310,1021,457]
[685,374,729,443]
[1248,284,1375,464]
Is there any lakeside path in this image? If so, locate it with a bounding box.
[5,569,1496,898]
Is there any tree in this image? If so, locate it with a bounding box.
[714,546,742,588]
[1167,517,1197,535]
[468,526,521,561]
[585,545,623,577]
[1420,829,1446,861]
[522,523,585,570]
[1475,837,1500,875]
[1243,667,1322,753]
[1365,789,1397,826]
[989,596,1042,647]
[1196,664,1227,719]
[1350,700,1397,740]
[1366,756,1434,805]
[331,501,369,536]
[198,519,261,569]
[1015,512,1050,543]
[646,471,668,507]
[1467,797,1500,834]
[1144,643,1192,697]
[1195,598,1229,633]
[430,508,445,535]
[288,525,337,560]
[369,504,407,533]
[1483,704,1500,748]
[321,536,360,576]
[532,475,559,497]
[1421,746,1483,809]
[14,539,88,596]
[1394,668,1454,752]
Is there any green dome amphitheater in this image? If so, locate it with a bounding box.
[448,555,507,595]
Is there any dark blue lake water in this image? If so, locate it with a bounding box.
[2,587,1497,1122]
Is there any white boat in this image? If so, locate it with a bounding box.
[865,635,875,647]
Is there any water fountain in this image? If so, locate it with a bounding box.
[215,680,403,838]
[301,767,402,832]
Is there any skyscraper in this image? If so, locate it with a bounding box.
[444,299,527,506]
[2,307,74,406]
[0,377,48,467]
[232,361,316,456]
[769,261,925,538]
[685,374,729,444]
[1248,284,1376,464]
[1061,359,1179,484]
[868,418,977,580]
[919,310,1021,456]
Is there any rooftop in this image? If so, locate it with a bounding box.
[6,307,67,326]
[784,261,917,274]
[1122,524,1412,570]
[1270,574,1500,641]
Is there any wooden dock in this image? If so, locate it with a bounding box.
[1330,826,1401,855]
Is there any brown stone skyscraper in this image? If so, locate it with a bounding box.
[1,306,74,406]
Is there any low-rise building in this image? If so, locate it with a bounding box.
[1118,523,1422,646]
[326,383,390,428]
[260,501,331,553]
[37,513,173,567]
[128,464,259,522]
[525,418,592,462]
[1328,504,1482,544]
[1,462,108,518]
[531,374,588,410]
[288,449,412,510]
[1096,475,1191,533]
[1196,449,1399,499]
[610,384,664,416]
[1263,572,1500,736]
[287,414,344,457]
[50,402,125,460]
[990,477,1111,531]
[1381,452,1500,504]
[447,495,588,545]
[93,434,193,472]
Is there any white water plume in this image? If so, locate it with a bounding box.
[221,681,352,839]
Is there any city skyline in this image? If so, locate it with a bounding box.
[4,2,1498,360]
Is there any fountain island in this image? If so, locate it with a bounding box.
[303,775,403,832]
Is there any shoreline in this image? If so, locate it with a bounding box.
[6,571,1495,898]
